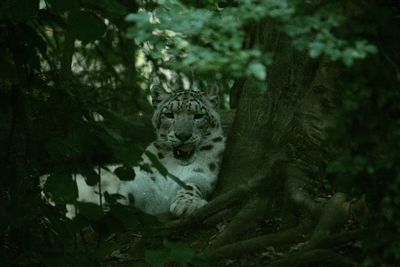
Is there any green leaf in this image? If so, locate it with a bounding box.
[343,49,355,66]
[75,202,104,221]
[125,12,153,42]
[68,10,106,44]
[145,151,189,189]
[145,249,169,267]
[109,204,160,230]
[259,82,268,93]
[190,255,214,267]
[46,0,77,12]
[83,0,127,18]
[38,9,68,28]
[308,42,324,58]
[115,144,143,165]
[46,137,81,159]
[103,191,124,205]
[43,173,78,204]
[144,151,168,177]
[248,63,266,80]
[97,108,144,127]
[164,240,195,264]
[125,12,149,23]
[99,125,124,144]
[0,0,39,21]
[364,44,378,54]
[81,168,100,186]
[114,166,136,181]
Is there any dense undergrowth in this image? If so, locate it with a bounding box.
[1,0,399,266]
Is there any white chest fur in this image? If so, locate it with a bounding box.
[118,135,225,215]
[42,88,226,218]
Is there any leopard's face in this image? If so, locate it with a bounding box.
[151,88,221,164]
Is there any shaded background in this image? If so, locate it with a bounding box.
[0,0,399,266]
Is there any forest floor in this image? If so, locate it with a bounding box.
[73,198,363,267]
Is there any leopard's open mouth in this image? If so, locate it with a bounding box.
[173,144,196,162]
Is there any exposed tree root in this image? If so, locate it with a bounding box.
[203,207,236,226]
[210,197,269,248]
[285,165,320,216]
[202,192,366,263]
[165,175,264,229]
[167,157,287,230]
[267,249,354,267]
[160,162,366,267]
[264,229,367,267]
[310,228,368,250]
[197,164,368,265]
[284,167,359,248]
[307,192,350,249]
[204,226,305,259]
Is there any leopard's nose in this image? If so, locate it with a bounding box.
[175,133,191,142]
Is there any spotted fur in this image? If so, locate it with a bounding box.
[118,87,226,216]
[42,86,226,218]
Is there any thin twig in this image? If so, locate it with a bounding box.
[98,166,103,209]
[61,18,75,79]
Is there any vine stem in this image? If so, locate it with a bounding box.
[61,14,75,79]
[98,166,103,209]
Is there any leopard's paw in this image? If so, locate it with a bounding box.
[170,184,207,217]
[170,195,207,217]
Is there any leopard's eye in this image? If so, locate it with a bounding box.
[163,112,174,119]
[194,114,204,119]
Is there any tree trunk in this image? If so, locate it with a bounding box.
[219,25,334,193]
[174,23,360,265]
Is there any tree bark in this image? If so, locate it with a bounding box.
[199,21,346,262]
[218,23,335,194]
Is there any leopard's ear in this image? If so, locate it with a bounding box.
[150,85,170,108]
[205,84,219,108]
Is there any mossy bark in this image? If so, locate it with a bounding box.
[194,23,356,264]
[218,24,335,194]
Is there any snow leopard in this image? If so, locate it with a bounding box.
[41,85,225,218]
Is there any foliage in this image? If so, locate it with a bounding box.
[0,0,148,265]
[145,240,210,267]
[324,3,400,265]
[125,0,377,80]
[0,0,399,266]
